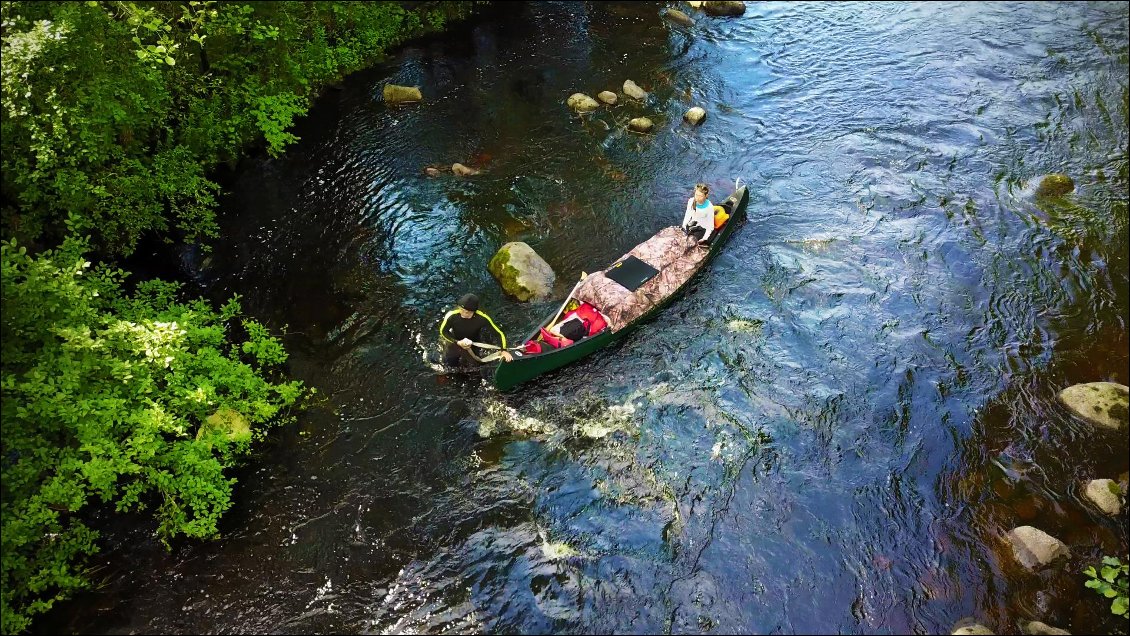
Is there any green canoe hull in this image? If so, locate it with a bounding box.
[494,185,749,392]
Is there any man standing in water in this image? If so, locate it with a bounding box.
[438,293,513,367]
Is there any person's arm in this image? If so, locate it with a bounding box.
[699,201,714,241]
[438,309,460,343]
[476,310,508,349]
[682,198,695,229]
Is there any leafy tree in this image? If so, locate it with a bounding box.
[1,1,482,256]
[1,236,305,633]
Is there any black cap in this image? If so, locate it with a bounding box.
[458,293,479,312]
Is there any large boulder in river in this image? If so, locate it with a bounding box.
[1035,173,1074,199]
[702,1,747,16]
[1084,478,1122,516]
[488,242,555,302]
[567,93,600,112]
[1004,526,1069,570]
[684,106,707,125]
[597,90,618,105]
[628,117,655,133]
[623,79,648,101]
[663,8,696,27]
[1058,382,1129,430]
[383,84,422,104]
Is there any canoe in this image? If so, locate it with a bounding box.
[494,184,749,391]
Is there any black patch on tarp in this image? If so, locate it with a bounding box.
[605,255,659,292]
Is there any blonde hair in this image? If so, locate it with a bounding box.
[695,183,709,196]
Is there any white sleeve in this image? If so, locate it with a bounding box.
[682,198,694,227]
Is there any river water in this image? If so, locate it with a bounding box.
[45,2,1129,634]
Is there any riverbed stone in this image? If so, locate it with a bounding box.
[628,117,655,133]
[1057,382,1129,430]
[663,8,696,27]
[567,92,600,112]
[1035,173,1074,198]
[452,163,480,176]
[1022,620,1071,635]
[1005,526,1070,570]
[951,619,993,635]
[1084,478,1122,515]
[702,1,747,16]
[684,106,707,125]
[623,79,648,100]
[488,242,556,302]
[383,84,422,104]
[597,90,618,105]
[687,1,704,7]
[424,166,443,177]
[197,407,251,444]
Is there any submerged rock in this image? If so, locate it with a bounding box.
[1084,478,1122,515]
[452,163,480,176]
[623,79,648,100]
[663,8,696,27]
[1005,526,1070,570]
[383,84,422,104]
[702,1,747,16]
[597,90,618,105]
[1058,382,1129,430]
[1022,621,1070,635]
[684,106,707,125]
[1035,173,1074,198]
[488,242,556,302]
[424,166,443,177]
[567,92,600,112]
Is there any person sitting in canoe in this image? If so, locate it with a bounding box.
[438,293,513,367]
[682,182,716,246]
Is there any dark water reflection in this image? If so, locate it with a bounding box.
[44,2,1128,634]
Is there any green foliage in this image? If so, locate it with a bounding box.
[1085,555,1130,618]
[1,0,482,256]
[0,237,305,633]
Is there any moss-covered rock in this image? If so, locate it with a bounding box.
[1035,173,1074,198]
[488,242,555,302]
[197,407,252,443]
[628,117,655,133]
[567,93,600,112]
[1058,382,1129,430]
[383,84,422,104]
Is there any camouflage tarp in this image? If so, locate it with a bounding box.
[574,226,709,330]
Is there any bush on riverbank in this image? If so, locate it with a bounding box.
[1,0,482,256]
[1,2,483,632]
[0,237,305,633]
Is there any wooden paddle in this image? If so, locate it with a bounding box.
[547,272,588,331]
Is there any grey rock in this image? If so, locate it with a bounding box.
[623,79,648,100]
[1084,478,1122,515]
[1005,526,1070,570]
